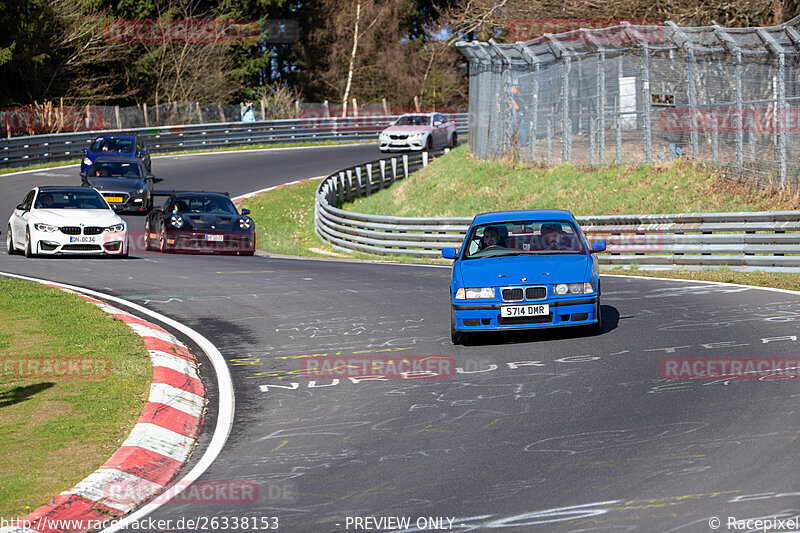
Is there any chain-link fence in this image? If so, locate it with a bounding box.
[457,15,800,189]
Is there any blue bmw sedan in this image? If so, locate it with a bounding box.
[442,209,607,344]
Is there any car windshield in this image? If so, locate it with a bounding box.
[34,190,109,210]
[89,162,143,179]
[464,220,586,259]
[90,138,135,153]
[172,195,237,215]
[394,115,431,126]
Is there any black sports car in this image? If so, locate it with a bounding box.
[81,156,161,213]
[145,191,256,255]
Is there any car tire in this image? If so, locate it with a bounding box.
[6,226,17,255]
[159,229,168,253]
[425,136,433,151]
[450,309,468,345]
[589,302,603,335]
[450,132,458,148]
[144,224,152,250]
[24,228,33,258]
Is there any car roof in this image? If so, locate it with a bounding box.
[36,186,102,194]
[472,209,576,225]
[173,191,230,198]
[400,112,435,117]
[90,156,144,164]
[93,134,137,140]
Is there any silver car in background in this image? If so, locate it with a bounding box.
[378,112,457,152]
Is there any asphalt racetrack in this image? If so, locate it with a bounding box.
[3,145,800,532]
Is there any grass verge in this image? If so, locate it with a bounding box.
[0,277,151,519]
[240,144,800,292]
[348,145,800,216]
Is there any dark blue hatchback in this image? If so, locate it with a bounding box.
[442,209,607,344]
[81,134,151,174]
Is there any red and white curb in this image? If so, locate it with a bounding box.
[0,283,212,533]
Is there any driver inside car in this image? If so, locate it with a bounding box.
[478,226,504,250]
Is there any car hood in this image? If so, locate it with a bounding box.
[381,125,432,134]
[88,178,143,191]
[31,209,122,226]
[177,213,244,230]
[457,254,591,286]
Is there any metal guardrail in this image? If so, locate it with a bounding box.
[315,153,800,272]
[0,114,468,169]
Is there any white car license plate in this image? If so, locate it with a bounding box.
[501,304,549,318]
[205,234,224,242]
[69,236,96,243]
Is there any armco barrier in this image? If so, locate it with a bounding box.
[314,152,800,272]
[0,114,468,168]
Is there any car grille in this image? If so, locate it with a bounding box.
[390,134,408,140]
[61,244,102,251]
[60,226,81,235]
[501,288,524,302]
[84,226,103,235]
[501,286,547,302]
[499,314,553,326]
[59,226,104,235]
[526,287,547,300]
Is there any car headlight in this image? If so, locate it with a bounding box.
[82,157,92,166]
[455,287,495,299]
[238,217,253,230]
[554,282,594,295]
[104,223,125,233]
[408,133,424,139]
[170,214,184,228]
[34,223,58,232]
[379,133,389,139]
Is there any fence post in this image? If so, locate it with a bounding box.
[379,159,387,189]
[346,169,353,200]
[716,25,744,171]
[402,154,409,179]
[115,106,121,129]
[616,56,623,163]
[143,103,149,128]
[391,157,397,185]
[196,102,203,123]
[667,23,699,160]
[355,167,363,197]
[338,171,346,205]
[546,35,572,163]
[365,163,373,196]
[516,43,539,163]
[623,23,652,164]
[758,29,788,187]
[546,114,553,166]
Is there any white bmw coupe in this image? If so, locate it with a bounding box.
[7,186,129,258]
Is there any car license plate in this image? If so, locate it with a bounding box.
[105,196,123,203]
[69,236,96,243]
[501,304,549,317]
[205,234,224,242]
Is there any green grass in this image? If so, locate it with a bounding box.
[239,177,444,264]
[0,278,151,519]
[348,145,800,216]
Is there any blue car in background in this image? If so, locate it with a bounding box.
[442,209,607,345]
[81,134,151,175]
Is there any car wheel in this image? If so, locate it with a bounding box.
[144,224,151,250]
[6,226,17,255]
[425,136,433,151]
[450,309,468,345]
[24,228,33,258]
[450,132,458,148]
[589,302,603,335]
[159,229,168,253]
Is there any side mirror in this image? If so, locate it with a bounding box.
[80,171,87,179]
[441,247,457,259]
[82,148,88,154]
[16,203,28,211]
[241,208,251,215]
[591,240,607,253]
[149,177,163,183]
